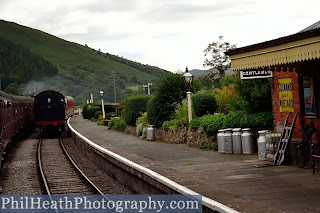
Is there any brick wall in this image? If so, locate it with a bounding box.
[272,71,302,139]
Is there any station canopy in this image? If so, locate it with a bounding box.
[227,21,320,71]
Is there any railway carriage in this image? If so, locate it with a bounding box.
[34,90,74,136]
[0,91,34,168]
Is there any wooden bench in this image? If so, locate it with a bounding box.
[312,155,320,174]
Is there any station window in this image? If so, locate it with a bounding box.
[303,77,316,116]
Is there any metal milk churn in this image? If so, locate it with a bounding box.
[224,128,233,154]
[147,125,155,141]
[241,128,254,154]
[217,129,225,153]
[232,128,242,154]
[258,130,268,160]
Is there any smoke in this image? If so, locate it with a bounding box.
[22,80,46,96]
[22,75,66,96]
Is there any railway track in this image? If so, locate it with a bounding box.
[37,137,103,195]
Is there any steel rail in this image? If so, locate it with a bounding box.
[37,138,51,195]
[59,137,105,195]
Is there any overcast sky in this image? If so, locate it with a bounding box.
[0,0,319,72]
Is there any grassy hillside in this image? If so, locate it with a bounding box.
[0,20,167,105]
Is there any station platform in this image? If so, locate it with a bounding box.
[70,116,320,213]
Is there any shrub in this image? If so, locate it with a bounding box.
[191,92,217,117]
[147,73,186,127]
[108,117,127,131]
[106,112,115,120]
[189,117,201,129]
[170,99,191,127]
[136,112,148,127]
[124,95,152,126]
[82,104,88,119]
[87,106,101,120]
[189,111,273,134]
[146,97,160,126]
[162,119,183,132]
[94,111,102,119]
[214,84,237,114]
[97,120,104,126]
[136,123,143,136]
[141,127,147,138]
[205,113,226,134]
[222,111,247,128]
[198,142,207,149]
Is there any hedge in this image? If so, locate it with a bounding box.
[82,104,88,119]
[189,111,273,134]
[191,93,217,117]
[124,95,152,126]
[87,106,101,120]
[94,111,102,119]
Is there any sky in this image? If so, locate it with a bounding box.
[0,0,319,72]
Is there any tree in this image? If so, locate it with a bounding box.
[147,73,186,127]
[203,36,236,82]
[5,83,21,95]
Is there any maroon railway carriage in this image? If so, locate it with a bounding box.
[0,91,34,168]
[34,90,74,136]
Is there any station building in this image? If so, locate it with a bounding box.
[227,21,320,152]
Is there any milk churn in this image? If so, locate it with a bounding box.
[241,128,254,154]
[232,128,242,154]
[224,128,233,154]
[258,130,268,160]
[147,125,155,141]
[217,129,225,153]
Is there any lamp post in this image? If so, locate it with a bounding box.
[182,67,193,123]
[100,89,105,119]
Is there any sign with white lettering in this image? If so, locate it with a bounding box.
[278,78,294,112]
[240,70,273,79]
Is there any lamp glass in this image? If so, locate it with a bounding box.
[100,90,104,97]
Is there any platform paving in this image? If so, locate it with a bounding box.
[70,116,320,213]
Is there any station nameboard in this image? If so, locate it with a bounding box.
[240,70,273,79]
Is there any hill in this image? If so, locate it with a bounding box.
[0,20,168,105]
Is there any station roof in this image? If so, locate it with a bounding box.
[227,20,320,71]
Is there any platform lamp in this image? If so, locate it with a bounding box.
[182,67,193,123]
[99,89,106,119]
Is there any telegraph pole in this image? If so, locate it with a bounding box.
[113,72,117,116]
[143,82,152,95]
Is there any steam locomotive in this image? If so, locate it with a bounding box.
[0,91,34,168]
[34,90,74,136]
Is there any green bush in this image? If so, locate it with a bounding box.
[136,112,148,127]
[162,119,183,132]
[136,123,143,136]
[189,117,201,129]
[124,95,152,126]
[142,127,147,138]
[94,111,102,119]
[146,97,159,126]
[108,117,127,131]
[97,120,104,126]
[106,112,115,120]
[191,92,217,117]
[204,113,225,134]
[170,99,191,127]
[222,111,247,128]
[189,111,273,134]
[147,73,186,127]
[82,104,88,119]
[87,106,101,120]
